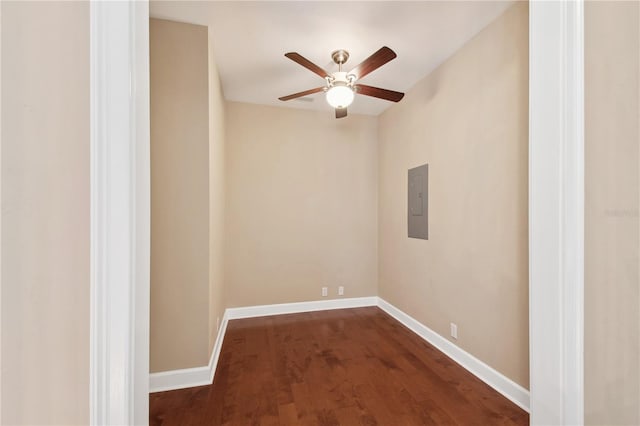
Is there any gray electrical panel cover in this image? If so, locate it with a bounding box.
[408,164,428,239]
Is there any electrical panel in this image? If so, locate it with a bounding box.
[408,164,428,239]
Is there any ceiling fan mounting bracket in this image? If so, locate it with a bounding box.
[331,49,350,66]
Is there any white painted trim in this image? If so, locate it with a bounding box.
[0,1,3,421]
[150,364,213,394]
[90,1,150,424]
[226,296,379,320]
[561,2,585,424]
[149,311,230,393]
[131,1,151,424]
[377,298,530,412]
[529,1,584,425]
[207,311,230,384]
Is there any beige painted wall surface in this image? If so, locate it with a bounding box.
[377,2,529,388]
[1,1,89,423]
[208,28,226,355]
[150,19,210,372]
[225,102,378,307]
[585,2,640,424]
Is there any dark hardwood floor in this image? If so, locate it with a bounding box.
[150,307,528,425]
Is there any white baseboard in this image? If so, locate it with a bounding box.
[149,364,211,393]
[226,296,378,319]
[207,310,229,384]
[149,311,229,393]
[377,298,530,412]
[149,295,530,414]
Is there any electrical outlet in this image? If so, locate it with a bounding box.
[450,323,458,340]
[338,286,344,296]
[322,287,328,297]
[217,316,220,331]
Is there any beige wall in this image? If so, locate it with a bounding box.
[585,2,640,424]
[377,2,529,388]
[225,102,378,307]
[150,19,211,372]
[1,1,89,423]
[208,28,226,355]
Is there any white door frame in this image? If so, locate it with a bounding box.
[0,1,3,421]
[529,1,584,424]
[89,0,585,424]
[90,1,150,424]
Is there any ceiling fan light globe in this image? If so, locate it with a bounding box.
[326,86,354,109]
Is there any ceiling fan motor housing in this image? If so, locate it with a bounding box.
[328,71,355,88]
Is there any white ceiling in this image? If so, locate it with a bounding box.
[150,1,514,116]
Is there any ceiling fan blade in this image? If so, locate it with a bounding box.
[335,107,347,119]
[355,84,405,102]
[349,46,397,80]
[278,87,325,101]
[284,52,330,79]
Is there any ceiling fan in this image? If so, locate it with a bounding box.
[278,46,405,119]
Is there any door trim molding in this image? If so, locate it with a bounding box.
[90,1,150,424]
[529,1,584,424]
[0,1,3,421]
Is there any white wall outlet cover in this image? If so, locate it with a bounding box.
[338,286,344,296]
[450,323,458,339]
[322,287,328,297]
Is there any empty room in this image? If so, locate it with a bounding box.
[1,1,638,425]
[148,1,528,424]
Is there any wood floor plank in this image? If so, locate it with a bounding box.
[277,402,299,425]
[150,307,528,426]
